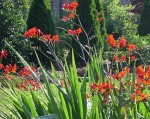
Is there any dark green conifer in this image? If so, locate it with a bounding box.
[95,0,107,50]
[138,0,150,36]
[72,0,103,62]
[95,0,107,37]
[27,0,55,65]
[27,0,55,34]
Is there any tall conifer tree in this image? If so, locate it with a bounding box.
[95,0,107,50]
[95,0,107,36]
[27,0,55,65]
[27,0,55,34]
[138,0,150,36]
[72,0,105,61]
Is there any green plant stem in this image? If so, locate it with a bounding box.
[128,52,131,66]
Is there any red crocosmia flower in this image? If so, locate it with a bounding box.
[30,66,36,72]
[0,49,8,58]
[136,65,145,78]
[114,55,119,62]
[62,16,69,22]
[20,83,27,90]
[86,93,90,102]
[113,67,130,80]
[19,66,36,78]
[98,82,113,95]
[29,79,35,85]
[98,17,103,21]
[120,54,126,62]
[24,27,43,38]
[123,67,130,73]
[4,65,9,73]
[32,82,41,91]
[69,1,78,11]
[113,71,126,80]
[86,93,90,99]
[42,34,51,41]
[16,84,20,89]
[61,3,69,11]
[68,28,82,36]
[62,13,75,22]
[130,56,137,61]
[131,89,148,102]
[90,83,99,93]
[24,79,29,84]
[118,36,126,48]
[4,73,12,80]
[28,79,40,91]
[68,29,75,35]
[68,13,75,19]
[19,67,28,77]
[62,1,78,11]
[0,63,4,70]
[17,79,40,91]
[6,75,12,80]
[4,64,17,73]
[52,35,59,42]
[59,80,65,87]
[10,64,17,73]
[107,34,116,48]
[127,44,136,51]
[75,27,82,36]
[34,82,40,89]
[145,66,150,79]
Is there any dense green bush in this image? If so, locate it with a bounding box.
[0,0,33,67]
[3,37,34,68]
[0,0,26,41]
[138,0,150,36]
[102,0,139,38]
[129,35,150,65]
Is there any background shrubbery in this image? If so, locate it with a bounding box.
[0,0,33,68]
[103,0,139,38]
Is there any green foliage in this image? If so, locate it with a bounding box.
[0,0,33,67]
[137,46,150,65]
[138,0,150,36]
[127,34,150,47]
[3,37,34,67]
[0,0,25,40]
[1,0,150,118]
[1,40,150,118]
[103,0,138,38]
[55,32,72,61]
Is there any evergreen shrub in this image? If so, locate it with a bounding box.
[27,0,55,66]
